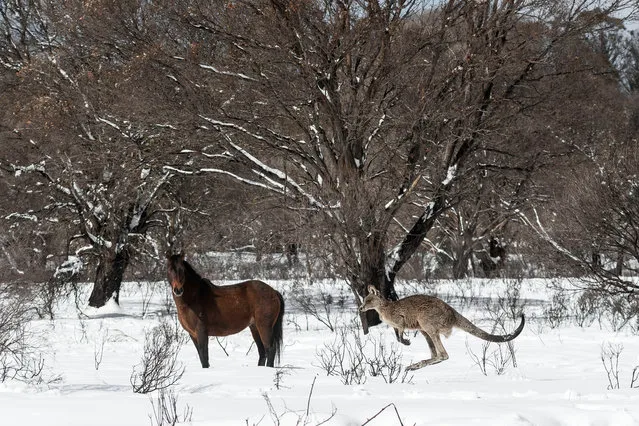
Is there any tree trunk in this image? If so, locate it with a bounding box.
[88,247,130,308]
[355,232,399,332]
[452,248,472,279]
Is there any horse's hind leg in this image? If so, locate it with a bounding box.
[249,324,267,366]
[255,323,276,367]
[266,344,276,368]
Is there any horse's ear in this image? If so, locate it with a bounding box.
[367,285,380,296]
[178,250,185,259]
[165,249,172,259]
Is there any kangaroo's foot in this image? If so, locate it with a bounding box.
[394,328,411,346]
[406,357,446,371]
[399,336,411,346]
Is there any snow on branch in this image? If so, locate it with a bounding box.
[518,207,582,263]
[4,213,38,222]
[12,162,72,196]
[163,165,286,195]
[129,171,172,231]
[198,115,267,142]
[86,231,113,249]
[199,63,257,82]
[53,255,83,279]
[384,175,421,211]
[364,113,386,151]
[226,141,326,210]
[97,117,122,131]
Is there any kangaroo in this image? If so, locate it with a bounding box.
[359,285,525,371]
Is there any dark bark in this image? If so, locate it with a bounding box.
[88,247,130,307]
[387,194,446,285]
[355,233,388,330]
[453,248,473,279]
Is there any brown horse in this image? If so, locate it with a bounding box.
[166,253,284,368]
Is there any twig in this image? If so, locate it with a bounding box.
[361,403,405,426]
[216,337,229,357]
[306,376,317,418]
[246,340,255,356]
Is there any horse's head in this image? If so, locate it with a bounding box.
[359,285,384,313]
[166,251,186,298]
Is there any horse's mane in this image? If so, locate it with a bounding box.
[182,259,216,292]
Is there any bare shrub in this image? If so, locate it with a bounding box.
[131,318,187,394]
[601,342,623,390]
[291,283,339,332]
[451,278,478,311]
[492,277,526,323]
[603,294,639,332]
[148,387,193,426]
[543,290,570,329]
[466,339,515,376]
[315,320,412,385]
[315,325,366,385]
[259,377,336,426]
[362,403,406,426]
[33,278,85,320]
[33,279,61,320]
[572,290,601,328]
[94,327,108,371]
[365,337,414,384]
[599,342,639,390]
[137,281,159,318]
[273,365,294,390]
[0,286,56,384]
[486,289,523,369]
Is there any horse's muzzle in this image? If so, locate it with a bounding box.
[173,287,184,297]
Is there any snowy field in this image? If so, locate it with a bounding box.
[1,277,639,426]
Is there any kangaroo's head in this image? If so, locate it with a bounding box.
[359,285,384,313]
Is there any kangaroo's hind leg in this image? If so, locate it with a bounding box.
[406,330,449,371]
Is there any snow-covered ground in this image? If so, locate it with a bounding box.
[1,277,638,426]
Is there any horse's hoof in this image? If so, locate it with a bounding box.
[401,338,411,346]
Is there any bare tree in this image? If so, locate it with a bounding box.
[521,25,639,294]
[0,0,192,306]
[162,0,638,332]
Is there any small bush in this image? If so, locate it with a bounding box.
[601,342,623,390]
[131,318,187,394]
[148,387,193,426]
[0,286,56,384]
[544,290,570,329]
[604,294,639,332]
[315,320,413,384]
[572,290,601,328]
[290,282,340,332]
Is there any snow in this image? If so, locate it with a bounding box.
[53,255,83,278]
[1,278,639,425]
[443,164,457,186]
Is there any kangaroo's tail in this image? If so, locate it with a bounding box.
[455,313,525,343]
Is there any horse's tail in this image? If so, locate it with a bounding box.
[272,291,285,365]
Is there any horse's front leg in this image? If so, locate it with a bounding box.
[192,324,210,368]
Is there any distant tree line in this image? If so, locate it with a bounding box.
[0,0,638,330]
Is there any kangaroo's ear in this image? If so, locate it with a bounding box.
[367,285,380,296]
